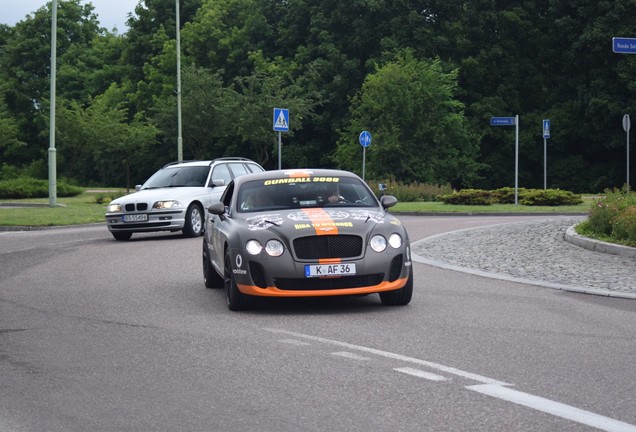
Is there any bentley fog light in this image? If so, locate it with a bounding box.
[389,233,402,249]
[370,235,387,252]
[265,240,284,257]
[246,240,263,255]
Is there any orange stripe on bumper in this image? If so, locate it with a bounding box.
[237,277,408,298]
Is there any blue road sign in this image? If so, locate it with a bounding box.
[613,37,636,54]
[490,117,516,126]
[543,119,550,138]
[273,108,289,132]
[359,130,372,147]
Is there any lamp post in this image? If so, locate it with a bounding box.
[48,0,58,206]
[176,0,183,161]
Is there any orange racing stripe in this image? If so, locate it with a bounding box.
[301,208,339,236]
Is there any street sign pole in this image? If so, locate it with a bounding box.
[278,131,282,170]
[515,115,519,205]
[624,114,631,190]
[543,119,550,190]
[362,147,366,181]
[490,116,519,204]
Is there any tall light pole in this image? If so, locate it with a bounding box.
[176,0,183,161]
[48,0,58,206]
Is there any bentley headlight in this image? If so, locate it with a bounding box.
[153,200,182,209]
[389,233,402,249]
[370,235,387,252]
[246,240,263,255]
[265,240,284,257]
[107,203,121,213]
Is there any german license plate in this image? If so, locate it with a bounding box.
[123,214,148,222]
[305,263,356,278]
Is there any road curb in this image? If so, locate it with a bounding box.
[564,225,636,259]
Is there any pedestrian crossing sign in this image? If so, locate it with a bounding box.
[273,108,289,132]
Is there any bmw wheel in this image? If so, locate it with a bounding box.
[224,249,251,311]
[183,204,203,237]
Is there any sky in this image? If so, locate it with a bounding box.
[0,0,139,32]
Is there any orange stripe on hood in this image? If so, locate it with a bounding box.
[301,208,339,236]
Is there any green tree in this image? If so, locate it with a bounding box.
[152,65,235,161]
[57,93,157,187]
[334,51,479,187]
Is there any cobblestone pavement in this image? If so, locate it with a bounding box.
[411,216,636,299]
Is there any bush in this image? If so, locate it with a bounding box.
[587,187,636,244]
[612,207,636,243]
[438,187,582,206]
[0,177,83,199]
[438,189,496,205]
[518,189,583,206]
[366,180,453,202]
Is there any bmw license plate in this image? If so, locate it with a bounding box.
[305,263,356,278]
[122,214,148,222]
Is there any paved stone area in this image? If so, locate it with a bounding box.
[411,216,636,299]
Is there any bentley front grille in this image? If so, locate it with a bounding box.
[293,235,363,259]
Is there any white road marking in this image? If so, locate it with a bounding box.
[394,367,448,381]
[265,328,636,431]
[265,328,509,385]
[332,351,370,361]
[278,338,311,346]
[468,384,636,432]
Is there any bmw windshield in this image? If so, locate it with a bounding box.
[141,166,210,189]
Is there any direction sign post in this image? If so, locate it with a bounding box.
[359,131,372,180]
[490,116,520,204]
[543,119,550,190]
[273,108,289,169]
[624,114,631,190]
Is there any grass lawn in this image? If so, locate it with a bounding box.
[0,190,594,228]
[0,189,123,227]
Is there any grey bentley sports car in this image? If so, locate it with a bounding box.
[202,169,413,310]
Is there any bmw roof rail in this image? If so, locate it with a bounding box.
[161,160,200,168]
[208,157,252,166]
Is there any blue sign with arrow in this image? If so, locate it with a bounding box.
[613,37,636,54]
[359,131,372,147]
[490,117,516,126]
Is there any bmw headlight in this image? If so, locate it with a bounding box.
[265,240,284,257]
[246,240,262,255]
[370,235,387,252]
[153,200,182,209]
[389,233,403,249]
[107,203,121,213]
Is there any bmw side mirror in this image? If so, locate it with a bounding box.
[211,179,225,188]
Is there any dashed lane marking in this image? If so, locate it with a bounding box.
[394,367,448,381]
[331,351,370,361]
[266,328,636,432]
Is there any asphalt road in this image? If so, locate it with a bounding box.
[1,216,635,432]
